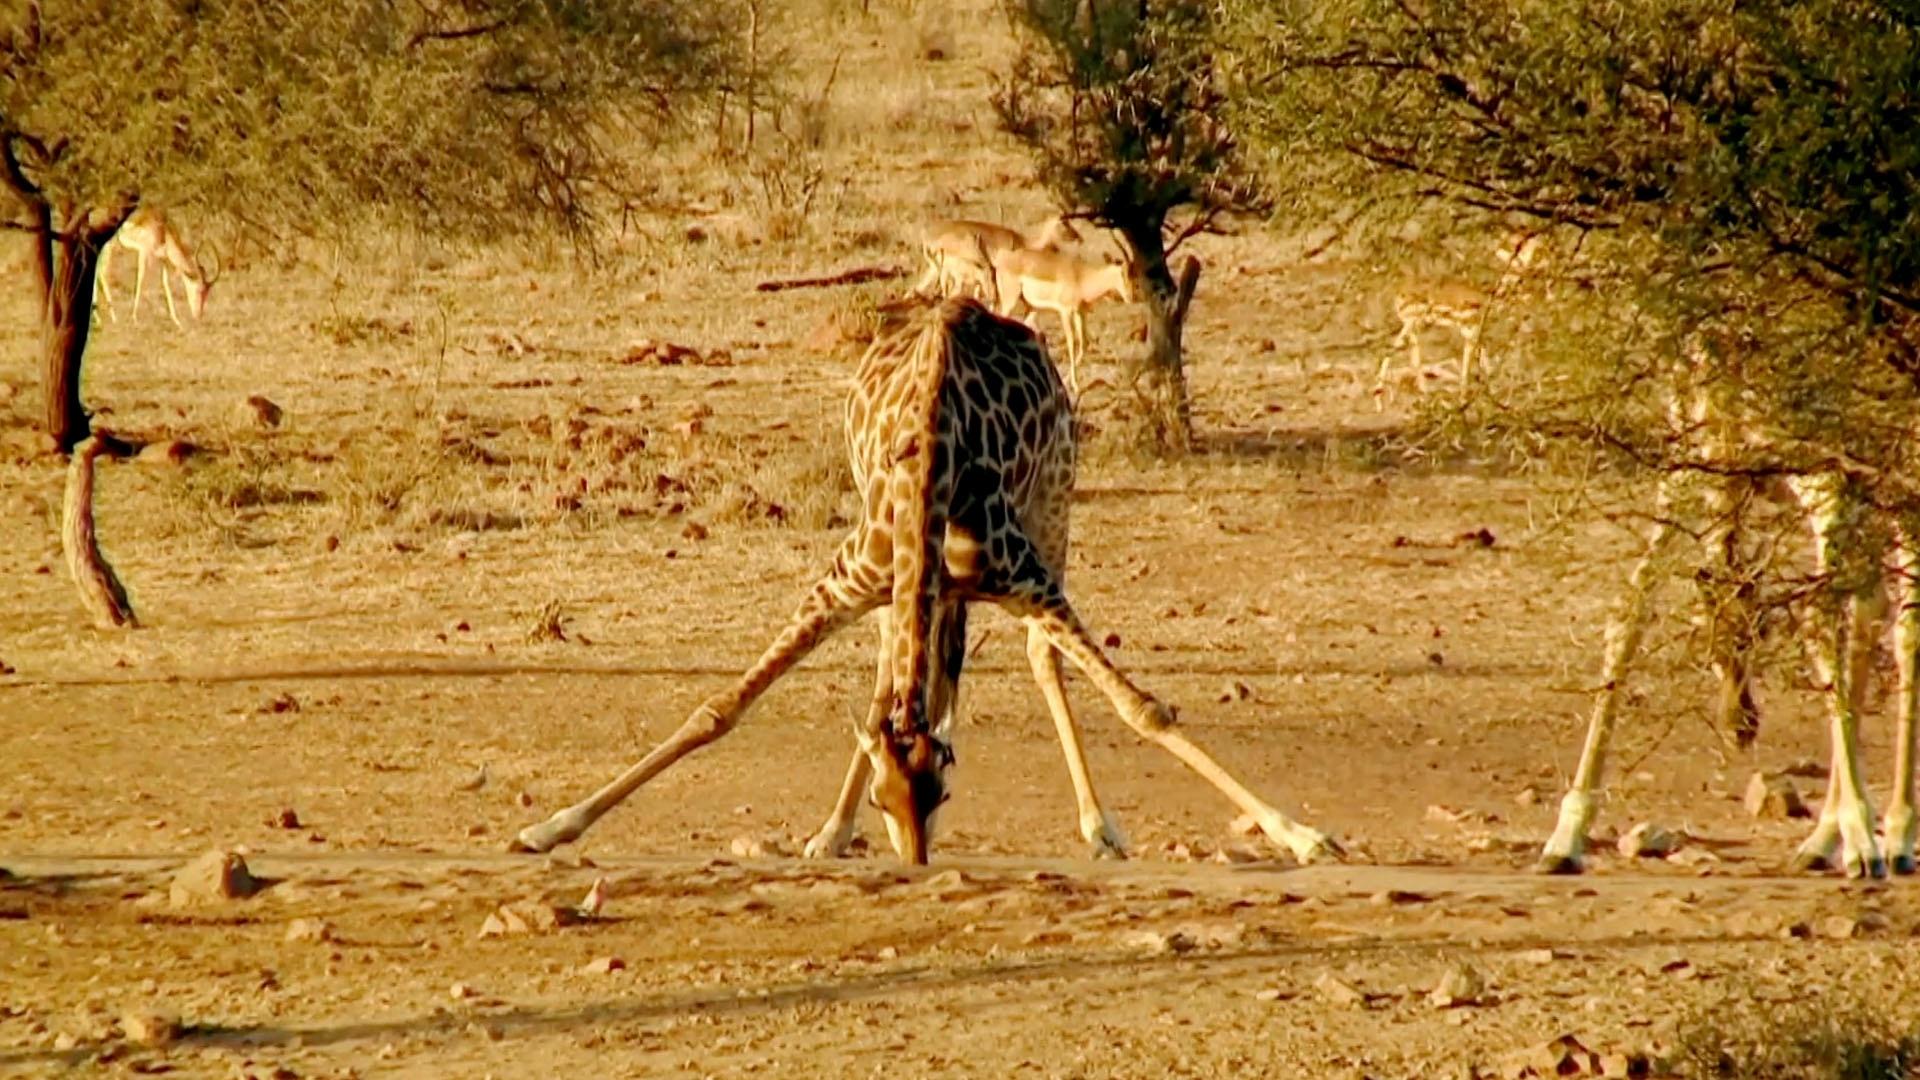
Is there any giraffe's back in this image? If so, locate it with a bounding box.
[845,297,1075,576]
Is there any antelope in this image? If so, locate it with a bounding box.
[95,207,218,328]
[1378,231,1543,398]
[915,213,1081,299]
[989,247,1137,396]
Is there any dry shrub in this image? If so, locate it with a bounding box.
[1670,991,1920,1079]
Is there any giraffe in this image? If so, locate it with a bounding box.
[1536,332,1920,879]
[514,296,1340,865]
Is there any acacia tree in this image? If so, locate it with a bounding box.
[1222,0,1920,747]
[995,0,1269,451]
[1,0,741,452]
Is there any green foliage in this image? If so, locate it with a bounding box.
[1219,0,1920,510]
[0,0,744,242]
[994,0,1267,244]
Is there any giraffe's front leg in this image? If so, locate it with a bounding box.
[804,748,871,859]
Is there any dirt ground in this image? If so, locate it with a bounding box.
[4,2,1919,1077]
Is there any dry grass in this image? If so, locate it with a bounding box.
[1671,993,1920,1079]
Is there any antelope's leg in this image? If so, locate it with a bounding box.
[514,534,880,854]
[1787,476,1884,879]
[1026,622,1127,858]
[1538,475,1683,874]
[1001,588,1336,865]
[161,267,182,328]
[96,241,119,322]
[1886,523,1919,874]
[130,253,149,321]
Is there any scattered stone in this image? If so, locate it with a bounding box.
[1429,963,1485,1008]
[1253,987,1288,1002]
[240,395,284,429]
[1371,889,1433,906]
[169,850,263,907]
[1426,804,1471,825]
[1519,948,1563,965]
[1126,929,1197,955]
[516,791,534,809]
[477,900,581,937]
[1745,772,1809,819]
[1218,679,1254,703]
[875,946,899,961]
[1818,914,1874,940]
[454,764,489,792]
[449,982,477,1000]
[925,869,971,892]
[1514,786,1541,807]
[1506,1033,1595,1078]
[135,440,195,468]
[579,956,626,975]
[269,808,302,830]
[120,1011,179,1048]
[729,835,787,859]
[1616,823,1682,859]
[284,918,332,943]
[1210,844,1263,865]
[1314,972,1367,1007]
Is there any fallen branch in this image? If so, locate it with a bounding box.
[62,435,137,629]
[754,265,908,293]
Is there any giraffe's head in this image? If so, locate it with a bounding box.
[867,725,954,865]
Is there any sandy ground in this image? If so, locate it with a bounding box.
[5,2,1920,1076]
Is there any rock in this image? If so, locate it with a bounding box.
[729,835,787,859]
[1370,889,1433,906]
[925,869,971,891]
[284,918,332,943]
[135,439,195,468]
[1126,929,1197,955]
[1817,914,1873,940]
[1616,822,1682,858]
[478,901,580,937]
[1429,963,1485,1007]
[1745,772,1808,819]
[1518,947,1562,965]
[449,982,477,1000]
[120,1011,179,1047]
[240,395,284,429]
[1313,972,1366,1007]
[454,764,489,792]
[1506,1034,1596,1078]
[579,956,626,975]
[169,850,263,907]
[1218,679,1254,703]
[1514,786,1541,807]
[1253,987,1287,1002]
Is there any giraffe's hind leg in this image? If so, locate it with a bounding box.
[515,532,882,854]
[1885,522,1919,874]
[1026,623,1128,858]
[981,520,1335,864]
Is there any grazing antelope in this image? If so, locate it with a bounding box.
[1378,232,1543,398]
[989,248,1137,396]
[95,207,218,328]
[514,296,1337,866]
[915,214,1080,299]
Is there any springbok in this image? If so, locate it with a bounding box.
[915,214,1080,299]
[988,247,1137,396]
[1379,232,1543,397]
[95,206,218,328]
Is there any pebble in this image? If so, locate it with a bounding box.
[1428,963,1484,1008]
[1616,823,1682,858]
[1313,972,1366,1007]
[1745,771,1808,819]
[169,850,263,907]
[120,1011,178,1047]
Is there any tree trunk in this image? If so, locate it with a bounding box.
[1117,220,1197,453]
[62,434,138,629]
[41,226,109,454]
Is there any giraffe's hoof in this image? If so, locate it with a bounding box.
[1533,853,1585,876]
[1788,850,1833,874]
[1295,835,1345,865]
[1891,854,1917,876]
[1088,839,1128,861]
[1843,855,1890,881]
